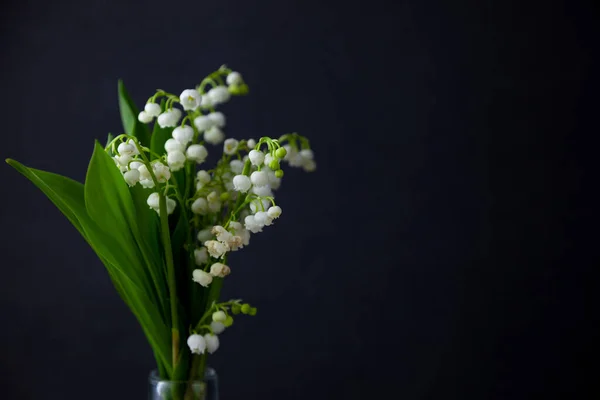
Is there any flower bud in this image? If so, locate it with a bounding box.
[248,150,264,166]
[194,247,209,265]
[219,192,230,201]
[144,102,162,117]
[268,158,280,171]
[204,333,220,354]
[192,269,213,287]
[231,304,241,315]
[241,304,251,314]
[172,125,194,145]
[210,321,226,334]
[212,311,227,323]
[226,71,243,86]
[187,334,206,355]
[207,191,219,203]
[187,144,208,163]
[249,307,257,316]
[274,169,284,178]
[223,315,234,327]
[275,147,287,159]
[246,138,256,149]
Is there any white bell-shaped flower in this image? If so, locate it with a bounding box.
[226,71,243,86]
[164,138,185,154]
[191,198,208,215]
[223,138,239,155]
[129,161,144,170]
[254,211,273,227]
[250,171,269,187]
[210,321,226,334]
[193,115,213,132]
[166,197,176,214]
[204,126,225,145]
[144,102,162,117]
[123,169,140,187]
[207,86,230,104]
[267,206,282,219]
[248,150,264,167]
[152,162,171,183]
[147,192,160,210]
[167,151,186,171]
[232,175,251,193]
[197,170,211,184]
[200,95,213,109]
[194,247,209,265]
[244,215,263,233]
[192,269,213,287]
[180,89,201,111]
[212,311,227,322]
[204,240,229,258]
[229,159,244,174]
[210,262,231,278]
[117,142,136,157]
[187,144,208,163]
[157,108,182,128]
[247,138,256,149]
[172,125,194,145]
[251,185,273,197]
[204,333,220,354]
[207,112,226,127]
[138,111,152,123]
[197,228,213,243]
[187,334,206,355]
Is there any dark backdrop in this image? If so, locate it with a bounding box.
[0,0,597,399]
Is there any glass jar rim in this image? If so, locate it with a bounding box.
[148,368,217,384]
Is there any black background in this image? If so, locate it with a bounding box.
[0,0,598,399]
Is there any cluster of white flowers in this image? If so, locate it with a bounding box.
[109,68,314,357]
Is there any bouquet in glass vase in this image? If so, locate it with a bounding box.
[6,66,315,400]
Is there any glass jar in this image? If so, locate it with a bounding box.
[148,368,218,400]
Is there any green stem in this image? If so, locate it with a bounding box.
[159,193,180,370]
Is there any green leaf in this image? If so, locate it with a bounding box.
[5,158,173,376]
[85,142,169,319]
[118,80,151,147]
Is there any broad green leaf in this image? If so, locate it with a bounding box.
[85,142,168,317]
[6,159,172,375]
[118,80,151,147]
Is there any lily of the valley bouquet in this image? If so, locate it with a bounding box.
[6,66,314,398]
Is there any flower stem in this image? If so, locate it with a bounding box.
[159,192,180,370]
